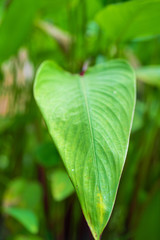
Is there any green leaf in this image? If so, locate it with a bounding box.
[50,169,75,201]
[136,66,160,87]
[3,179,42,213]
[4,207,39,234]
[86,0,102,19]
[0,0,39,63]
[96,0,160,43]
[34,60,136,240]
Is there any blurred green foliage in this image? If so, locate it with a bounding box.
[0,0,160,239]
[50,169,74,202]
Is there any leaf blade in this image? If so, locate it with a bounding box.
[4,207,39,234]
[50,169,75,201]
[0,0,40,63]
[34,60,136,239]
[136,66,160,87]
[96,0,160,43]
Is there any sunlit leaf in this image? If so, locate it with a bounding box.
[136,66,160,87]
[34,60,136,239]
[96,0,160,43]
[50,169,74,201]
[4,207,39,234]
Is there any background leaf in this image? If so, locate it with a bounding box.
[35,141,60,168]
[0,0,40,63]
[4,207,39,234]
[96,0,160,43]
[136,66,160,87]
[3,178,42,213]
[50,169,75,201]
[34,59,136,240]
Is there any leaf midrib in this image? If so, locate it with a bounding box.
[79,76,100,189]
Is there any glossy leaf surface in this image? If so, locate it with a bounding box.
[34,60,136,239]
[96,0,160,43]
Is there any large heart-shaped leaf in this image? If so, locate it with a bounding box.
[34,60,136,239]
[96,0,160,43]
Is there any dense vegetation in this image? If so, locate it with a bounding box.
[0,0,160,240]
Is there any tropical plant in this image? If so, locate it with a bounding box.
[0,0,160,240]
